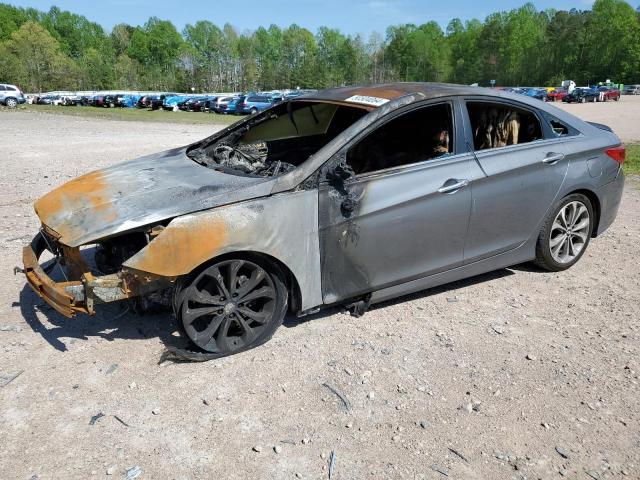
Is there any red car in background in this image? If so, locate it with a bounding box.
[597,87,620,101]
[547,89,568,102]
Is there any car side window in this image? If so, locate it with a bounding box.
[0,85,6,91]
[539,111,580,138]
[346,103,454,175]
[466,101,542,151]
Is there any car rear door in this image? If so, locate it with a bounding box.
[318,100,474,304]
[461,98,570,262]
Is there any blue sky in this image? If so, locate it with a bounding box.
[6,0,597,35]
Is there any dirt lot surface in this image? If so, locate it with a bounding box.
[0,105,639,480]
[554,94,640,143]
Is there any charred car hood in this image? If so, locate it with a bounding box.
[34,147,274,247]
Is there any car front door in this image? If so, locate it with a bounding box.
[318,100,474,304]
[461,98,570,262]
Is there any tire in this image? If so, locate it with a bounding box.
[174,257,288,357]
[5,97,17,108]
[580,97,586,103]
[534,194,594,272]
[250,107,258,115]
[614,96,619,101]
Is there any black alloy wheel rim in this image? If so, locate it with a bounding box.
[180,260,277,353]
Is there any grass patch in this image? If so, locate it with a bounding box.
[18,104,240,125]
[624,144,640,175]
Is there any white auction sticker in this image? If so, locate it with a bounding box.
[344,95,390,107]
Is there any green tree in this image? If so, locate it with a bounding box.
[0,21,77,92]
[583,0,640,83]
[0,3,28,40]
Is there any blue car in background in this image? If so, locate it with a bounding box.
[239,94,275,114]
[163,95,191,111]
[524,88,548,101]
[117,94,141,108]
[218,96,245,115]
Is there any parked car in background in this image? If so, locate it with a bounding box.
[0,83,26,107]
[218,96,245,114]
[524,88,548,101]
[623,84,640,95]
[190,97,212,112]
[61,95,79,106]
[547,89,568,102]
[597,86,620,101]
[211,96,236,113]
[178,96,209,112]
[563,87,598,103]
[90,95,107,107]
[163,95,190,111]
[151,94,176,110]
[239,94,275,114]
[136,96,150,108]
[37,95,63,106]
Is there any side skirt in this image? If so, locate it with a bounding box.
[370,240,536,305]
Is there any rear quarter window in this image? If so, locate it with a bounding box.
[539,111,580,137]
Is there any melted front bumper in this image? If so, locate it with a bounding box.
[22,233,131,318]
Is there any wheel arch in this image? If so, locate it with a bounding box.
[565,188,601,237]
[181,250,303,315]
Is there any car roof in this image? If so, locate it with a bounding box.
[298,82,518,109]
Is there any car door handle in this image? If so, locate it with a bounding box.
[542,153,565,165]
[438,179,469,194]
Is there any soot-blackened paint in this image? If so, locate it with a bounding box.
[318,156,371,304]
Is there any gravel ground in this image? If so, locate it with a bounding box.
[0,105,639,480]
[554,94,640,143]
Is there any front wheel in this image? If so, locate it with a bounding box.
[174,258,288,357]
[534,194,593,272]
[5,97,17,108]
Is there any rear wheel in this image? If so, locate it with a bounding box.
[250,107,258,115]
[534,194,593,272]
[174,258,287,357]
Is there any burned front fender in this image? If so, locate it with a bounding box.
[123,190,323,311]
[33,147,274,248]
[22,232,173,317]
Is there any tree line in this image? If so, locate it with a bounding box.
[0,0,639,93]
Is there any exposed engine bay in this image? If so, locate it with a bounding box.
[186,100,368,177]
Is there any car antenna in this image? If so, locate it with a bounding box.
[466,141,487,177]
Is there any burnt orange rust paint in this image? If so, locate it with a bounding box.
[34,170,117,241]
[126,216,228,277]
[303,99,374,112]
[350,87,408,100]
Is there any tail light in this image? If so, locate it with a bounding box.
[605,146,625,165]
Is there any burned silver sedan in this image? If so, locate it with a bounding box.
[22,83,625,357]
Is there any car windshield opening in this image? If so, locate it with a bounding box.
[187,100,368,177]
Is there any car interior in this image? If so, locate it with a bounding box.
[189,101,369,176]
[240,101,368,167]
[467,102,543,150]
[346,103,454,175]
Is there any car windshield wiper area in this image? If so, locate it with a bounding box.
[188,139,296,178]
[187,112,297,177]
